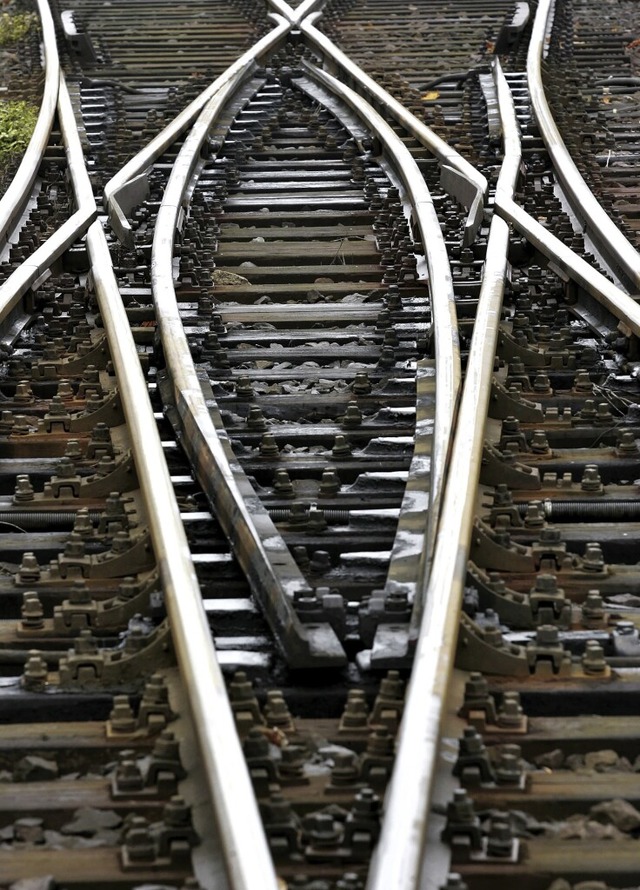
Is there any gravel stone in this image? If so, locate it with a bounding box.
[13,817,45,844]
[584,749,619,771]
[534,749,564,769]
[61,807,122,836]
[13,755,58,782]
[589,798,640,832]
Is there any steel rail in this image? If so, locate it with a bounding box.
[303,62,459,647]
[151,68,346,667]
[493,89,640,338]
[0,16,298,321]
[365,57,519,890]
[0,0,59,253]
[292,12,488,245]
[103,14,294,247]
[527,0,640,292]
[0,75,98,318]
[56,71,278,890]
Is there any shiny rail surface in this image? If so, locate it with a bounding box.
[527,0,640,291]
[299,12,488,246]
[366,56,521,890]
[0,0,58,252]
[5,1,640,888]
[303,60,459,655]
[59,57,280,890]
[150,65,347,669]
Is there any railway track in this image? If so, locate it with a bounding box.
[3,0,640,888]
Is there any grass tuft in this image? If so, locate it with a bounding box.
[0,11,37,45]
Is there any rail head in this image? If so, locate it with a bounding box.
[365,56,520,890]
[150,66,346,669]
[298,13,488,246]
[103,14,292,247]
[0,0,59,252]
[300,62,459,627]
[527,0,640,292]
[56,66,279,890]
[494,58,640,338]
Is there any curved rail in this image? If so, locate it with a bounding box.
[151,65,346,667]
[56,71,279,890]
[494,76,640,337]
[296,12,488,245]
[528,0,640,291]
[0,0,59,253]
[303,62,459,654]
[0,15,297,321]
[366,56,519,890]
[104,14,294,247]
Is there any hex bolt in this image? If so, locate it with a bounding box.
[494,744,524,785]
[595,402,613,425]
[13,474,34,503]
[21,592,44,629]
[308,812,342,847]
[242,727,271,760]
[108,694,137,733]
[56,379,75,401]
[306,504,327,532]
[273,469,294,497]
[265,792,297,826]
[573,371,593,393]
[13,415,32,435]
[352,371,372,394]
[578,399,597,421]
[115,758,145,792]
[246,406,267,430]
[617,430,639,455]
[68,511,91,541]
[309,549,332,574]
[459,671,498,724]
[279,745,307,780]
[532,372,551,393]
[332,434,352,457]
[18,552,41,582]
[582,639,607,674]
[496,691,525,727]
[259,433,280,457]
[14,380,34,403]
[330,752,360,787]
[0,410,14,433]
[530,430,550,454]
[581,464,603,493]
[340,689,370,730]
[21,650,48,691]
[582,589,605,627]
[493,484,512,506]
[319,468,341,497]
[524,500,545,528]
[486,819,515,857]
[453,726,495,785]
[124,816,156,862]
[582,542,605,572]
[343,401,363,427]
[441,789,482,848]
[263,690,294,729]
[64,439,83,460]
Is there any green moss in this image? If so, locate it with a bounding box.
[0,11,37,45]
[0,100,38,162]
